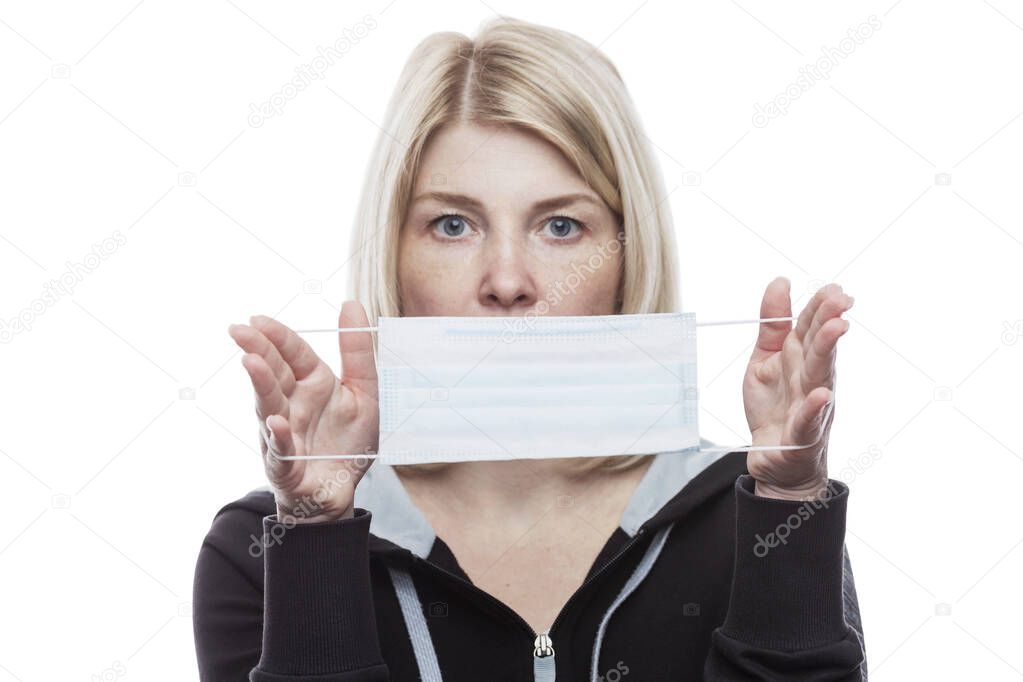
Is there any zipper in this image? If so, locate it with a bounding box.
[533,630,554,657]
[411,525,650,672]
[533,629,556,682]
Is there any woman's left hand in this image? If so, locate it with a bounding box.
[742,277,854,501]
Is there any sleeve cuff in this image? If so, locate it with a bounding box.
[255,508,385,677]
[721,474,851,650]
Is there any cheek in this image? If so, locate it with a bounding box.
[537,245,623,312]
[397,236,476,313]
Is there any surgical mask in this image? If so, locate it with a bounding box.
[284,312,827,464]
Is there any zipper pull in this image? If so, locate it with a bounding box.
[533,630,557,680]
[533,631,554,657]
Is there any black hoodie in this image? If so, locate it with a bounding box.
[193,446,867,681]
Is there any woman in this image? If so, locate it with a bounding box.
[193,16,867,681]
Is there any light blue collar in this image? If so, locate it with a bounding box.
[355,438,727,558]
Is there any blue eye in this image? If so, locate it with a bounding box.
[432,215,469,237]
[543,216,582,238]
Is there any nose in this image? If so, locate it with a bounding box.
[478,227,538,311]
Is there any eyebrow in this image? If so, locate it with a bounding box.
[411,191,602,213]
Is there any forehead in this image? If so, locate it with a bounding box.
[414,122,587,200]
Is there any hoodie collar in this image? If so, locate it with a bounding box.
[618,439,734,537]
[355,439,745,559]
[355,460,437,558]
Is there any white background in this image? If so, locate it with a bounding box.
[1,1,1021,680]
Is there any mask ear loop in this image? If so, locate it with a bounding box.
[691,313,834,453]
[696,400,833,454]
[282,314,835,460]
[289,315,801,335]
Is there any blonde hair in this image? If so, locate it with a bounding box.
[347,16,680,475]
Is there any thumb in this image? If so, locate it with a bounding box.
[752,276,792,361]
[338,300,378,399]
[265,414,299,484]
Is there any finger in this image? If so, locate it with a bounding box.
[804,291,853,352]
[339,300,378,399]
[802,316,849,390]
[752,276,793,361]
[795,282,844,342]
[241,352,288,424]
[791,386,833,448]
[265,413,298,480]
[229,323,296,395]
[266,413,296,457]
[252,315,321,382]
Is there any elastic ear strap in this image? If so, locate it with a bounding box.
[273,402,834,461]
[698,400,834,453]
[274,392,834,460]
[280,314,822,460]
[296,326,379,333]
[274,453,376,460]
[291,314,802,334]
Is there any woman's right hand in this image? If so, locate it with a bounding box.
[228,300,378,523]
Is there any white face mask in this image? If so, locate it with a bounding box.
[377,312,698,464]
[285,312,826,464]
